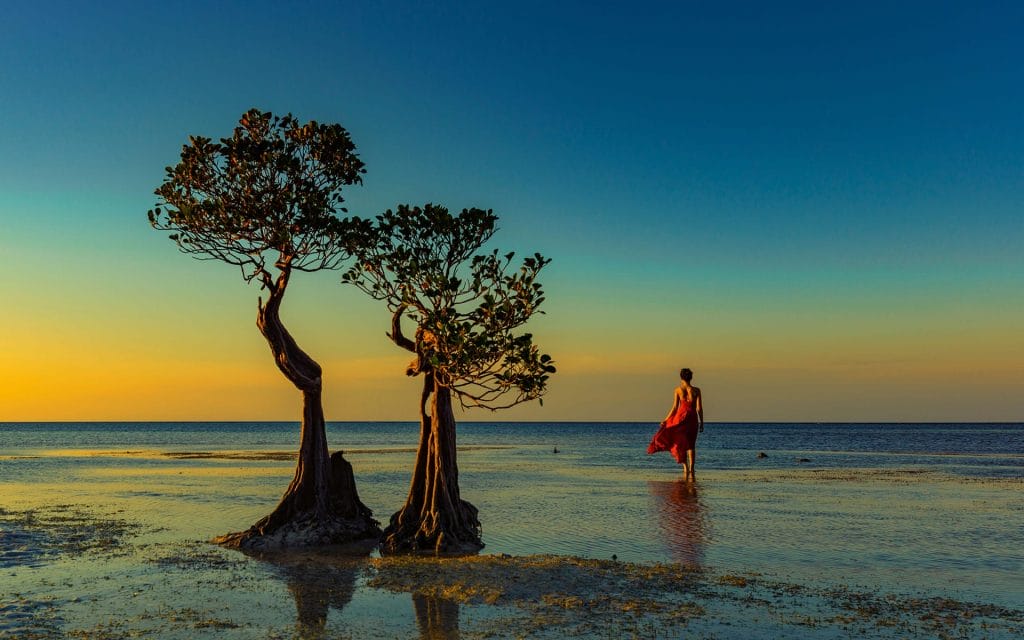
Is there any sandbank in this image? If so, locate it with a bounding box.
[2,502,1021,639]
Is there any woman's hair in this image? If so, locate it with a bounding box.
[680,368,693,382]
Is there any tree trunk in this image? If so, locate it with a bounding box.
[381,374,483,554]
[214,268,380,549]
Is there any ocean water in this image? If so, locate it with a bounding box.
[1,421,1023,609]
[3,421,1022,473]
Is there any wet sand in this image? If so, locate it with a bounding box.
[2,458,1022,638]
[1,501,1021,639]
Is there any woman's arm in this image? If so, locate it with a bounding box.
[695,389,704,432]
[661,389,680,426]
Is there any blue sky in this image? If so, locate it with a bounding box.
[2,1,1022,421]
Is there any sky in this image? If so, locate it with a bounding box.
[1,0,1022,422]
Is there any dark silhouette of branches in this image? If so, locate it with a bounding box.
[148,108,368,288]
[343,204,555,410]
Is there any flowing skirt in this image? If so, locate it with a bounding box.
[647,402,699,464]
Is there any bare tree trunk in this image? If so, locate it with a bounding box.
[381,374,483,554]
[214,268,380,549]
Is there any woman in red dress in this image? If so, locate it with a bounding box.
[647,368,704,479]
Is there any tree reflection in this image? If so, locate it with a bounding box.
[413,593,460,639]
[249,548,366,639]
[648,479,708,567]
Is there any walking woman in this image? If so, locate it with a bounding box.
[647,368,704,479]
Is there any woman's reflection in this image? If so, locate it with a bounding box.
[647,479,708,567]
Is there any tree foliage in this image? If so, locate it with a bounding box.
[148,108,367,286]
[343,204,555,409]
[146,108,380,548]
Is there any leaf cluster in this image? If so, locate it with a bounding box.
[342,204,555,410]
[147,108,368,285]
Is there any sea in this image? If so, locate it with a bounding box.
[1,421,1023,610]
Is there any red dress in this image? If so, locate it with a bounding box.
[647,396,699,464]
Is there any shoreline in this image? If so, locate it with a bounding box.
[2,504,1022,639]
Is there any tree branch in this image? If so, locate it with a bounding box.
[386,305,416,352]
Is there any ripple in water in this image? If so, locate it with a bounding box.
[647,479,709,568]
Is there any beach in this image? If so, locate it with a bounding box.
[1,422,1022,638]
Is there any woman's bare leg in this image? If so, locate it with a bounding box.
[685,449,696,479]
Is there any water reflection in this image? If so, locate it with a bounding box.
[413,593,460,639]
[249,548,367,639]
[647,479,708,567]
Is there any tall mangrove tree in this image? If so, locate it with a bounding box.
[343,204,554,553]
[149,108,380,549]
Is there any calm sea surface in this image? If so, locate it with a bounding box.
[2,422,1023,608]
[3,421,1022,471]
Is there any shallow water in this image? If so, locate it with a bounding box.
[1,422,1022,636]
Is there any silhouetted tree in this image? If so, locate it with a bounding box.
[343,205,554,552]
[149,108,379,548]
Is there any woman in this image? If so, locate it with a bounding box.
[647,368,704,478]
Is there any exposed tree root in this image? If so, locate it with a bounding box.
[215,452,380,550]
[381,499,483,555]
[381,377,484,555]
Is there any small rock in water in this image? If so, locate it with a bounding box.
[552,447,559,454]
[611,554,617,561]
[756,452,768,459]
[796,457,811,463]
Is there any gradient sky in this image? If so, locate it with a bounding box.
[1,1,1022,422]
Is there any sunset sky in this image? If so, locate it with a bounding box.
[1,1,1021,422]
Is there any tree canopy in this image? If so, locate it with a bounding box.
[343,204,555,409]
[148,108,367,286]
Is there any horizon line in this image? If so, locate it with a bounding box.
[2,420,1022,426]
